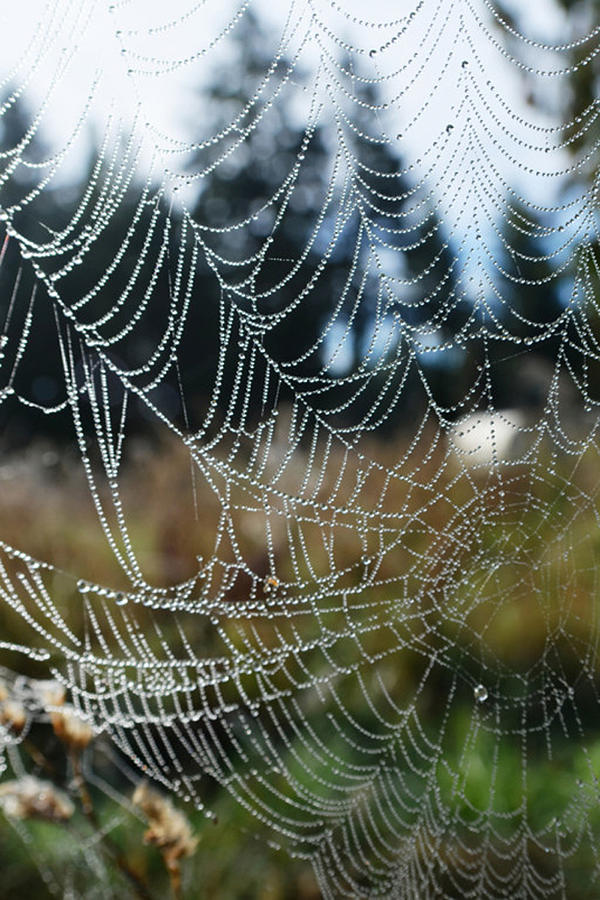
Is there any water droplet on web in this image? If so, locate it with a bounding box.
[474,684,488,703]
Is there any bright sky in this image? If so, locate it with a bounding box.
[0,0,583,373]
[2,0,571,200]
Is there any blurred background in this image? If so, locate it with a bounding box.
[1,0,600,896]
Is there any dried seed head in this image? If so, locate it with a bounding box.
[133,782,198,862]
[0,776,74,822]
[31,679,66,710]
[51,705,94,750]
[0,699,26,733]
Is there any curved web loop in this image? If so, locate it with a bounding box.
[1,0,600,895]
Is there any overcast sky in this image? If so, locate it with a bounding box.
[1,0,571,197]
[0,0,582,373]
[0,0,584,334]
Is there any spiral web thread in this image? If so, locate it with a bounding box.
[1,0,600,896]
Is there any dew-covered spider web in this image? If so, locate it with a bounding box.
[1,0,600,896]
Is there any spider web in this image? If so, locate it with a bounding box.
[1,0,600,896]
